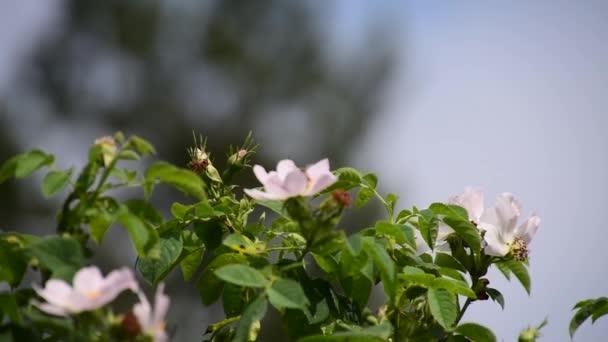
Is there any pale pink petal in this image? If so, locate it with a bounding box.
[283,169,308,195]
[305,159,330,179]
[252,165,269,183]
[73,266,104,294]
[97,268,138,305]
[33,301,69,316]
[479,207,500,228]
[515,215,540,244]
[244,188,287,200]
[34,280,73,308]
[152,284,170,328]
[261,173,290,197]
[450,187,484,223]
[133,290,152,331]
[306,173,337,195]
[276,159,298,179]
[481,223,510,256]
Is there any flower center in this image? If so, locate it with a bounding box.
[509,238,529,261]
[84,290,101,300]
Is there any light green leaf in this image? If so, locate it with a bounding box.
[455,322,496,342]
[362,238,396,300]
[362,173,378,189]
[429,203,469,221]
[500,260,531,294]
[266,278,310,312]
[432,278,476,299]
[375,221,415,248]
[89,209,116,244]
[196,253,247,305]
[180,247,204,281]
[42,169,72,197]
[234,296,268,342]
[27,236,86,281]
[427,287,457,329]
[356,187,375,208]
[443,216,481,252]
[15,150,54,179]
[145,161,206,199]
[118,212,159,257]
[434,253,466,272]
[312,253,339,274]
[126,135,156,156]
[124,199,163,225]
[215,264,269,288]
[171,202,193,219]
[136,232,183,286]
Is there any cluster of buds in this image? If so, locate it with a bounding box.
[187,135,222,183]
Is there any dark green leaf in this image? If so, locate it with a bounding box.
[417,209,438,250]
[356,187,375,208]
[362,238,396,300]
[15,150,54,179]
[42,169,72,197]
[193,220,224,250]
[196,253,247,305]
[266,278,310,312]
[311,253,339,274]
[0,240,28,287]
[145,161,206,199]
[124,199,163,225]
[136,232,183,286]
[223,283,246,317]
[432,278,476,299]
[0,155,20,183]
[89,209,116,244]
[443,217,481,252]
[455,322,496,342]
[429,203,469,221]
[118,212,160,257]
[500,260,531,294]
[341,276,372,309]
[234,296,268,342]
[486,288,505,309]
[435,253,466,272]
[215,265,268,288]
[427,287,457,329]
[27,236,86,281]
[180,247,204,281]
[0,292,23,324]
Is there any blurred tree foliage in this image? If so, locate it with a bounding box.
[0,1,396,339]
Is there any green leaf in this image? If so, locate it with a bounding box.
[15,150,54,179]
[362,238,396,300]
[266,278,310,312]
[89,209,116,244]
[385,193,399,217]
[215,264,268,288]
[417,209,438,250]
[362,173,378,188]
[195,202,217,217]
[429,203,469,221]
[341,275,372,309]
[223,283,246,317]
[427,287,458,329]
[356,187,375,208]
[170,202,193,219]
[435,253,466,272]
[334,167,363,184]
[375,221,415,248]
[193,220,224,251]
[145,161,206,199]
[442,216,481,252]
[432,278,476,299]
[298,321,393,341]
[197,253,247,305]
[0,240,28,287]
[312,253,339,274]
[455,323,496,342]
[500,260,531,294]
[256,200,286,217]
[136,232,183,286]
[0,155,20,183]
[486,288,505,309]
[42,169,72,197]
[0,292,23,324]
[126,135,156,156]
[570,297,608,337]
[180,247,204,281]
[234,296,268,342]
[124,199,163,226]
[27,236,86,281]
[118,212,159,257]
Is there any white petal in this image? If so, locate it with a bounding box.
[252,165,269,183]
[306,173,337,195]
[481,223,510,256]
[282,169,308,195]
[34,280,73,308]
[244,188,287,201]
[133,290,152,331]
[153,284,170,328]
[460,187,484,222]
[305,159,330,179]
[95,267,137,308]
[33,301,69,316]
[73,266,104,294]
[276,159,298,179]
[516,215,541,244]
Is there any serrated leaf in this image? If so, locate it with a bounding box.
[15,150,54,178]
[455,322,496,342]
[486,288,505,309]
[427,287,457,329]
[442,216,481,252]
[118,212,159,257]
[267,278,310,312]
[42,169,72,197]
[362,173,378,188]
[356,187,375,208]
[215,264,268,288]
[500,260,531,294]
[26,236,86,281]
[136,232,183,286]
[145,161,206,199]
[234,296,268,342]
[196,253,247,305]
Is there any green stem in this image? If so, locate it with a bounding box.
[454,298,472,325]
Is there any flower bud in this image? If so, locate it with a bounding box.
[120,311,142,338]
[331,190,352,208]
[94,136,117,167]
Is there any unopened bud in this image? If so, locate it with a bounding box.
[237,149,247,159]
[331,190,352,208]
[94,136,117,167]
[120,311,142,338]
